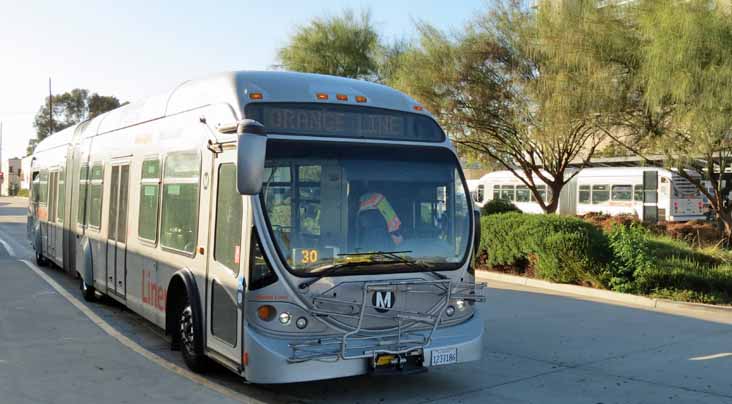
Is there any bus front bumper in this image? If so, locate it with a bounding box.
[243,312,484,384]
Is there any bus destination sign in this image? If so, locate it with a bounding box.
[245,103,444,142]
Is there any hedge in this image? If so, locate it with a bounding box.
[480,212,610,286]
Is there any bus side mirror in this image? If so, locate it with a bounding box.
[236,119,268,195]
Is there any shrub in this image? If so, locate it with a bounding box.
[16,189,29,197]
[481,199,520,216]
[480,213,609,286]
[604,223,655,293]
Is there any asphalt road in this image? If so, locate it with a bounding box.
[0,197,730,404]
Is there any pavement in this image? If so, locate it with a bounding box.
[0,196,730,404]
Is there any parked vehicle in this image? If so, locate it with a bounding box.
[470,167,705,221]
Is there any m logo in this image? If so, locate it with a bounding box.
[372,290,395,313]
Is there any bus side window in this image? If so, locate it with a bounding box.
[579,185,591,203]
[87,163,104,229]
[249,232,278,290]
[57,169,65,223]
[31,172,40,204]
[160,151,201,254]
[592,184,610,204]
[138,159,161,243]
[633,185,643,201]
[78,164,89,226]
[476,184,485,202]
[39,170,49,205]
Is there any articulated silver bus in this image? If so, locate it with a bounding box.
[28,71,485,383]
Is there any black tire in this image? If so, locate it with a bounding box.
[35,249,48,267]
[80,277,96,302]
[178,296,207,373]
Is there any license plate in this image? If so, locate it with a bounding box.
[431,348,457,366]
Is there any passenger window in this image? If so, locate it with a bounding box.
[476,184,485,202]
[499,185,515,201]
[214,164,242,274]
[579,185,591,204]
[87,163,104,229]
[39,170,49,205]
[57,170,65,223]
[160,151,200,254]
[592,184,610,204]
[515,185,530,202]
[138,159,161,242]
[612,185,633,201]
[492,185,500,200]
[634,185,643,201]
[78,164,89,225]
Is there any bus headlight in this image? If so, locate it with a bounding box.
[278,312,292,325]
[295,317,308,329]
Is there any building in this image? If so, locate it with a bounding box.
[1,157,22,196]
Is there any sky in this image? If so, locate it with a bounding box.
[0,0,488,160]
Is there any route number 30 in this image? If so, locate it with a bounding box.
[300,249,319,264]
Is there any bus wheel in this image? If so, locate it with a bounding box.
[179,297,207,372]
[35,250,48,267]
[80,277,96,302]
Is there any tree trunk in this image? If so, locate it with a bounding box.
[718,210,732,246]
[542,183,563,214]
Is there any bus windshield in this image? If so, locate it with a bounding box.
[260,141,471,276]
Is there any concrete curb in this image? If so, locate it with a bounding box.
[476,270,732,316]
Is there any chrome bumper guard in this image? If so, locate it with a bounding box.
[288,280,486,363]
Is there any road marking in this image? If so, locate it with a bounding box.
[690,352,732,361]
[0,236,16,257]
[18,259,261,404]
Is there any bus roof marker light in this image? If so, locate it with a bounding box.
[355,95,367,103]
[336,94,348,101]
[249,92,263,100]
[414,105,424,111]
[316,93,329,100]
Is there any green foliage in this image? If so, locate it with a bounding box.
[17,189,29,198]
[388,1,611,214]
[31,89,121,152]
[277,9,380,80]
[480,213,609,285]
[603,223,655,292]
[480,199,520,216]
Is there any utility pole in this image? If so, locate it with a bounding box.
[48,77,53,136]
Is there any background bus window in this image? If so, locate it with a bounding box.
[634,185,643,201]
[592,184,610,204]
[138,159,160,242]
[492,185,500,200]
[160,152,200,254]
[516,185,530,202]
[612,184,633,201]
[499,185,515,201]
[214,164,242,274]
[476,184,485,202]
[579,185,591,203]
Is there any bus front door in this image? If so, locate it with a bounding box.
[205,150,244,368]
[106,164,130,299]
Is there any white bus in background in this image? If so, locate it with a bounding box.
[28,71,485,384]
[471,167,706,221]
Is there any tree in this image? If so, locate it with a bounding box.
[29,89,121,153]
[277,9,380,80]
[389,1,611,213]
[599,0,732,240]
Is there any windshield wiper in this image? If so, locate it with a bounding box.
[298,251,437,290]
